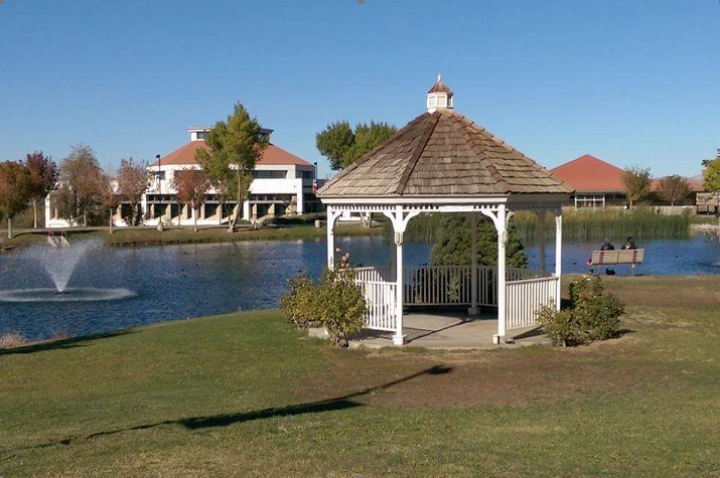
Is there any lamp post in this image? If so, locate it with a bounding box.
[156,154,164,232]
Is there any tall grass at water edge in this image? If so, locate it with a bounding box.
[389,207,694,243]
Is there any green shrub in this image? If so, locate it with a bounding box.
[279,254,367,348]
[537,276,624,346]
[266,213,326,226]
[314,266,367,347]
[278,270,317,331]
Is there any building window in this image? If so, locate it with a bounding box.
[296,170,313,179]
[252,170,287,179]
[196,131,206,140]
[153,171,166,181]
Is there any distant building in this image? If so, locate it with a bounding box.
[46,127,320,228]
[550,154,628,208]
[551,154,704,209]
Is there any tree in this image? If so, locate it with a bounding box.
[315,121,354,170]
[97,173,119,234]
[657,175,690,206]
[116,158,149,226]
[702,149,720,194]
[702,149,720,249]
[623,166,652,210]
[57,144,104,226]
[316,121,397,170]
[195,103,268,232]
[195,144,234,225]
[429,214,528,267]
[172,169,210,232]
[0,161,31,239]
[24,152,58,228]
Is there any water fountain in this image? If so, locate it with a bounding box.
[0,238,136,303]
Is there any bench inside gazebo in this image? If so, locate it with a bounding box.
[317,77,572,346]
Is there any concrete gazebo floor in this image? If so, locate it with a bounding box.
[348,310,552,350]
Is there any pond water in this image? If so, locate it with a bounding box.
[0,234,717,340]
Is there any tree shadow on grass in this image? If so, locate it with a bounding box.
[0,330,135,356]
[6,365,452,455]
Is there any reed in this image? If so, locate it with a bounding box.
[515,208,692,241]
[390,207,693,243]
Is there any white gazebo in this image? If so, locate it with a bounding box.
[317,77,573,345]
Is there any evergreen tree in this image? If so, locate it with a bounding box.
[429,214,528,267]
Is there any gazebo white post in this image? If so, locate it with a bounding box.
[393,205,406,346]
[495,204,507,344]
[554,208,563,310]
[327,205,336,269]
[390,238,397,281]
[538,210,546,277]
[468,212,479,315]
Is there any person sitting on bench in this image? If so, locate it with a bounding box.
[600,238,615,275]
[622,236,637,250]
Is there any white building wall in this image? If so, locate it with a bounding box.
[46,153,317,229]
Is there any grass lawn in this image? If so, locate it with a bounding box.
[2,276,720,476]
[0,223,380,250]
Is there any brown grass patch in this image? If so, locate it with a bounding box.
[603,276,720,309]
[308,336,679,409]
[0,331,28,349]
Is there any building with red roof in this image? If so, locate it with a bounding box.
[551,154,704,209]
[143,127,318,225]
[46,127,318,228]
[550,154,627,208]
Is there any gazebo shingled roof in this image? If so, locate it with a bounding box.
[317,109,572,198]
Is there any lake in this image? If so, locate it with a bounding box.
[1,235,718,340]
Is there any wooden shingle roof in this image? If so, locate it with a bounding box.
[318,109,572,198]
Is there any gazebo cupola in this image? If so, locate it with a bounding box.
[318,77,572,346]
[426,74,454,113]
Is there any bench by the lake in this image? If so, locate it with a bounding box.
[591,249,645,276]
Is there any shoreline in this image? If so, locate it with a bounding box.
[2,273,717,347]
[0,223,382,251]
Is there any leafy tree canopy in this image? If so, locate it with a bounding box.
[0,160,32,237]
[0,161,31,220]
[24,152,58,202]
[195,103,267,231]
[57,144,104,224]
[172,170,210,208]
[623,166,652,209]
[316,121,396,170]
[657,175,690,206]
[702,149,720,193]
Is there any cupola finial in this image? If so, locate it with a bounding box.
[427,75,454,113]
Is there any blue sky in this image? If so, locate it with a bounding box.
[1,0,719,179]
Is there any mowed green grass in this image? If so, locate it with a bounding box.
[2,277,720,477]
[0,223,380,249]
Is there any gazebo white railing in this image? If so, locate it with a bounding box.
[325,200,565,345]
[505,275,560,329]
[353,262,560,334]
